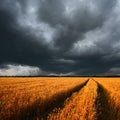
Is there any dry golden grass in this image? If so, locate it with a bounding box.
[0,77,120,120]
[0,77,87,120]
[48,79,98,120]
[95,78,120,120]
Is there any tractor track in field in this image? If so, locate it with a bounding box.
[7,78,117,120]
[8,79,89,120]
[48,79,98,120]
[48,79,117,120]
[86,78,117,120]
[41,79,89,120]
[94,79,117,120]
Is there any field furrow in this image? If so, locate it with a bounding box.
[95,81,115,120]
[17,79,89,120]
[0,77,120,120]
[95,78,120,120]
[0,77,87,120]
[48,79,98,120]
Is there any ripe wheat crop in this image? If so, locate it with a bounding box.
[0,77,120,120]
[95,78,120,120]
[0,77,87,120]
[48,79,98,120]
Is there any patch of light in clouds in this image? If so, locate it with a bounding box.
[0,64,44,76]
[16,0,57,49]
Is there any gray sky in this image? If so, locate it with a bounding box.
[0,0,120,76]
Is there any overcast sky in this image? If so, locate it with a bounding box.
[0,0,120,76]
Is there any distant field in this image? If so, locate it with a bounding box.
[0,77,120,120]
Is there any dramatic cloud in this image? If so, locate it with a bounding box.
[0,64,44,76]
[0,0,120,75]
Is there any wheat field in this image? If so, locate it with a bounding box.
[0,77,120,120]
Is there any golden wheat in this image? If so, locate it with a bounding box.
[48,79,98,120]
[0,77,87,120]
[0,77,120,120]
[95,78,120,120]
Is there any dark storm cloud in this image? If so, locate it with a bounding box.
[38,0,116,51]
[0,1,54,72]
[0,0,120,75]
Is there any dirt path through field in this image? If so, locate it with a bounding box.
[7,79,89,120]
[95,80,117,120]
[39,79,89,119]
[48,79,115,120]
[1,78,118,120]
